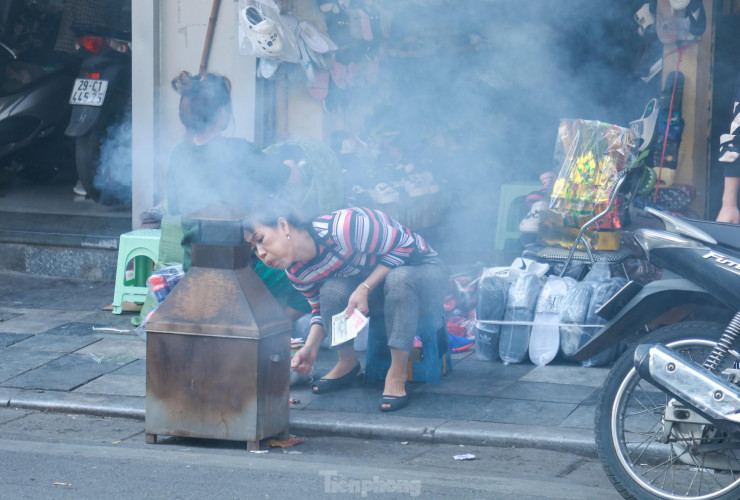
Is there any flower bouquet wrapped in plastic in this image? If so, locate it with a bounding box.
[539,119,636,251]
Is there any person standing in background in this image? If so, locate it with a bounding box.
[54,0,126,197]
[717,72,740,224]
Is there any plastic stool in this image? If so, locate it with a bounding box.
[112,228,161,314]
[493,182,542,251]
[364,312,451,385]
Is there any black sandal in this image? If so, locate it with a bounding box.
[311,362,362,394]
[379,394,408,412]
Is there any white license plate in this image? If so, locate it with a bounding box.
[69,78,108,106]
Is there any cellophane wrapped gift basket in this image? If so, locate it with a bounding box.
[538,119,636,251]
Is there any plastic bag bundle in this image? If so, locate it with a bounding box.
[528,276,576,366]
[474,275,509,361]
[146,265,184,303]
[559,282,595,360]
[499,273,541,365]
[580,277,628,367]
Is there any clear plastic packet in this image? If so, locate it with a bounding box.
[135,306,158,341]
[146,265,184,303]
[529,276,575,366]
[474,275,509,361]
[559,282,596,360]
[499,273,542,365]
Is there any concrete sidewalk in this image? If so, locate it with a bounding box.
[0,271,607,456]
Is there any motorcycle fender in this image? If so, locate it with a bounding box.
[572,278,723,361]
[65,105,102,136]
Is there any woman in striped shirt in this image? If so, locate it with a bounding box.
[244,205,448,412]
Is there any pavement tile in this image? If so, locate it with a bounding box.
[519,363,610,387]
[76,337,145,360]
[0,274,113,311]
[41,321,106,336]
[0,349,65,385]
[0,312,22,322]
[76,309,140,331]
[412,371,518,397]
[288,385,321,409]
[414,358,534,396]
[558,404,596,430]
[111,359,145,376]
[472,398,579,426]
[3,353,126,391]
[303,386,383,414]
[74,373,145,397]
[0,310,82,334]
[5,333,99,353]
[0,332,32,348]
[390,392,493,420]
[493,381,598,404]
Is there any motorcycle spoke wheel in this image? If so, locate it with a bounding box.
[596,322,740,499]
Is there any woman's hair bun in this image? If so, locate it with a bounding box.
[171,71,198,95]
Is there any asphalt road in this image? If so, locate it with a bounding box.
[0,407,621,499]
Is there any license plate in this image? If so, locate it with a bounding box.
[69,78,108,106]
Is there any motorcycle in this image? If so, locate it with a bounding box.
[0,1,79,185]
[573,207,740,499]
[65,22,131,205]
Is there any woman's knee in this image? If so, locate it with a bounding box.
[383,267,416,296]
[320,277,355,309]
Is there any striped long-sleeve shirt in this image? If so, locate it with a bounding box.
[719,74,740,178]
[286,207,439,326]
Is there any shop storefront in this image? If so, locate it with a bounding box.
[128,0,734,268]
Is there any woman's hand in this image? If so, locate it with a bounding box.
[717,204,740,224]
[345,284,370,318]
[291,344,318,375]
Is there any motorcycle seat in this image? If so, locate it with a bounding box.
[681,217,740,251]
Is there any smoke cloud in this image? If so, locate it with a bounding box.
[161,0,655,265]
[95,109,133,207]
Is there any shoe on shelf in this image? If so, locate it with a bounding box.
[519,200,547,245]
[369,182,400,204]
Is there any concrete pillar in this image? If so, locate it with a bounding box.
[131,0,159,228]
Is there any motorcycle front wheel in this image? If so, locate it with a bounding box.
[595,321,740,500]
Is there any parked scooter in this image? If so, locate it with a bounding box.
[65,22,131,205]
[0,1,79,185]
[573,208,740,499]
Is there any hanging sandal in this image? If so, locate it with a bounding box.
[379,394,408,412]
[311,361,361,394]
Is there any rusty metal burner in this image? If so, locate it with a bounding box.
[145,204,291,450]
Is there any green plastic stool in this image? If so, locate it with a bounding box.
[493,182,542,251]
[112,228,161,314]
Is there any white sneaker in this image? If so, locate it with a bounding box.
[73,180,87,197]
